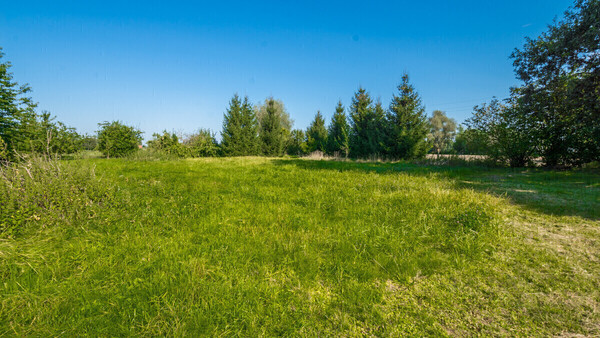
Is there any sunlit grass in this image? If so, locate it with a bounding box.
[1,157,598,335]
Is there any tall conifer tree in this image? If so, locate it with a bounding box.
[239,96,259,155]
[306,111,328,153]
[385,74,430,159]
[349,88,385,158]
[259,99,285,156]
[326,101,350,156]
[221,94,259,156]
[221,94,243,156]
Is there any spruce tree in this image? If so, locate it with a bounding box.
[385,74,430,159]
[349,88,385,158]
[306,111,328,153]
[220,94,244,156]
[221,94,259,156]
[239,96,260,155]
[259,99,285,156]
[326,101,350,156]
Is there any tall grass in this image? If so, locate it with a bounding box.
[0,155,112,237]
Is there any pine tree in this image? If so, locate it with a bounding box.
[349,88,385,158]
[221,94,259,156]
[306,111,328,153]
[259,99,285,156]
[385,74,430,159]
[326,101,350,156]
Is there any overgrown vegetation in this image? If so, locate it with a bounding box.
[0,155,112,237]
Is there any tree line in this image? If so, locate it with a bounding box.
[1,0,597,167]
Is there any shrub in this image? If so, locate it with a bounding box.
[147,131,186,158]
[183,129,219,157]
[97,121,143,158]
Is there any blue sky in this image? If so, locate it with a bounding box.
[1,0,573,140]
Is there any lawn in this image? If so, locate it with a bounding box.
[1,157,599,335]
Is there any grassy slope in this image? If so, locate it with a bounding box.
[1,157,599,335]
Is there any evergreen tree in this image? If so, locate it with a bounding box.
[306,111,328,153]
[326,101,350,156]
[385,74,430,159]
[221,95,259,156]
[371,101,387,154]
[239,96,260,155]
[259,99,286,156]
[220,94,243,156]
[349,88,385,158]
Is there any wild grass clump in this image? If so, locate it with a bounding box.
[0,155,113,237]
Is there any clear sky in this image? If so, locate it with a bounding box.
[1,0,573,141]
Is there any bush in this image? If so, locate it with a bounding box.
[97,121,143,158]
[0,156,113,237]
[466,98,535,167]
[183,129,219,157]
[147,131,187,158]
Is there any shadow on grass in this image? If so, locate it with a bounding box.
[271,158,600,221]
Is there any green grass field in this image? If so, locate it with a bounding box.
[1,157,599,335]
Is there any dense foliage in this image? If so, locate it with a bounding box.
[287,129,308,156]
[221,95,259,156]
[306,111,328,153]
[385,74,431,159]
[259,99,287,156]
[510,0,599,166]
[183,129,219,157]
[349,88,386,158]
[429,110,456,154]
[326,101,350,157]
[97,121,143,158]
[462,0,599,167]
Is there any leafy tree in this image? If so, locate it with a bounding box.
[326,101,350,157]
[256,98,293,132]
[27,111,82,155]
[306,111,328,153]
[259,98,287,156]
[148,131,186,157]
[466,98,535,167]
[385,74,430,159]
[349,88,385,158]
[0,47,38,159]
[184,129,219,157]
[287,129,307,156]
[97,121,143,158]
[510,0,600,166]
[221,95,259,156]
[453,125,488,155]
[81,135,98,151]
[429,110,456,154]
